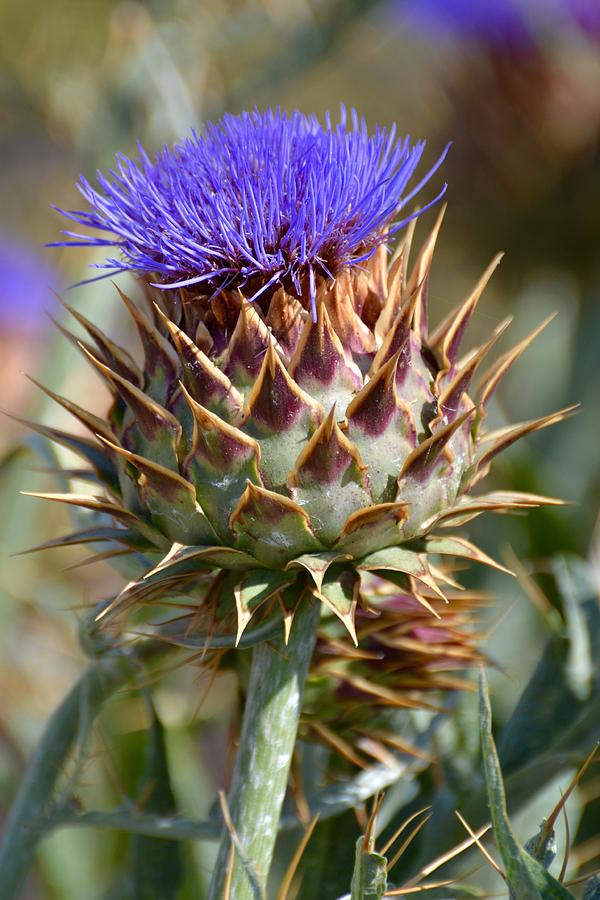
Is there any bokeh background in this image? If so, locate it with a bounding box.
[1,1,599,897]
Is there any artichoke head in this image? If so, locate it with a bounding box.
[30,212,571,646]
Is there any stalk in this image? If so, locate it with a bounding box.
[208,597,321,900]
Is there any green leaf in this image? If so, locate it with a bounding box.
[237,569,295,613]
[335,502,408,557]
[499,557,600,771]
[0,643,173,900]
[131,701,183,900]
[350,836,387,900]
[479,670,575,900]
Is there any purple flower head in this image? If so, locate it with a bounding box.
[53,108,448,317]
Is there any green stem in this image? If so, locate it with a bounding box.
[208,597,321,900]
[0,640,170,900]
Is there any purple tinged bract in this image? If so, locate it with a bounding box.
[53,108,447,316]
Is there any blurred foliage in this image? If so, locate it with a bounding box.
[0,0,599,897]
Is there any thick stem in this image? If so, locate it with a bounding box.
[0,641,169,900]
[208,597,321,900]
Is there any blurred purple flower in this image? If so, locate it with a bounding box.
[0,235,61,333]
[565,0,600,39]
[399,0,600,47]
[400,0,536,51]
[53,107,447,317]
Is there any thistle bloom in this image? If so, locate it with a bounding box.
[32,109,574,900]
[54,108,448,318]
[35,107,572,662]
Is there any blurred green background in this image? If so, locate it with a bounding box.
[1,1,599,897]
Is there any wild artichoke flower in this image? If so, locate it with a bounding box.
[36,107,572,652]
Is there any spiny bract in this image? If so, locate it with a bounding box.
[302,575,486,769]
[32,109,572,656]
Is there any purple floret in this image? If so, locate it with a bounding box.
[53,108,447,316]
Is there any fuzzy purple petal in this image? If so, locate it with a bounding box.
[53,108,446,299]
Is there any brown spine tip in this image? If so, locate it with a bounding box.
[162,314,243,421]
[289,406,368,489]
[181,384,262,474]
[474,404,579,481]
[399,407,477,481]
[404,203,447,340]
[57,294,143,386]
[221,298,283,389]
[79,343,182,450]
[431,253,503,374]
[116,288,180,388]
[433,317,511,425]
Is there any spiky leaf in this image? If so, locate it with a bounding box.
[479,670,575,900]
